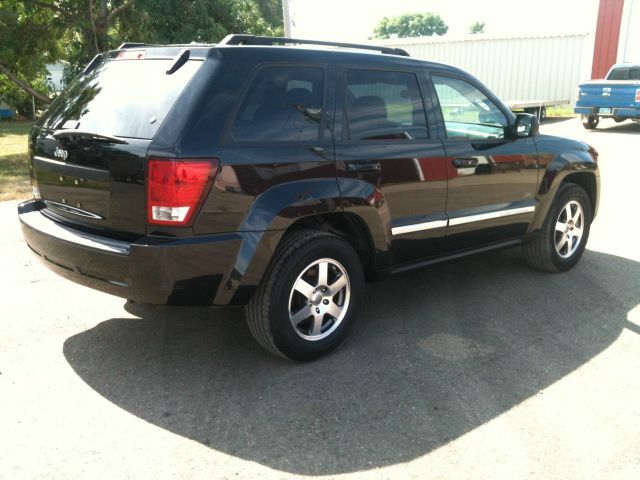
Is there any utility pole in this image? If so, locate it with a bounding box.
[282,0,292,37]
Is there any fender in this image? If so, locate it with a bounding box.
[214,178,342,304]
[213,177,392,305]
[337,177,393,273]
[529,135,599,232]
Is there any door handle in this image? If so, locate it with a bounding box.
[346,161,381,173]
[452,157,478,168]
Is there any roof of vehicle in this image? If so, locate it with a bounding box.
[609,63,640,70]
[111,34,464,75]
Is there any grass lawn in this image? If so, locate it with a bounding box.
[546,105,576,118]
[0,120,32,202]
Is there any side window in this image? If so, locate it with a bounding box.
[432,75,508,140]
[230,66,325,143]
[345,69,429,141]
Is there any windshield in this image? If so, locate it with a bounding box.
[39,58,202,139]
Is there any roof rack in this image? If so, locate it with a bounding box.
[218,34,410,57]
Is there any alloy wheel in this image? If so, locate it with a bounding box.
[288,258,351,341]
[554,200,584,258]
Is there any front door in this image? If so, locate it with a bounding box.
[429,73,540,251]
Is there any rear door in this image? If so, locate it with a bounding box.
[428,73,539,250]
[335,66,448,266]
[30,53,203,237]
[202,63,337,234]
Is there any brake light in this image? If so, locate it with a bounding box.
[636,89,640,102]
[116,50,146,60]
[146,158,218,226]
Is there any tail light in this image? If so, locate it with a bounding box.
[146,158,218,226]
[636,89,640,102]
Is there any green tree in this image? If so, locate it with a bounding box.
[255,0,285,35]
[0,0,284,107]
[469,21,485,34]
[373,12,448,39]
[118,0,281,46]
[0,1,63,104]
[0,1,135,104]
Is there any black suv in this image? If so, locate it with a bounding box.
[19,35,599,360]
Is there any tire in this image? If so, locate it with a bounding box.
[523,183,592,272]
[246,229,365,361]
[582,115,599,130]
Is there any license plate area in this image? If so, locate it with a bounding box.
[599,108,612,115]
[33,156,110,221]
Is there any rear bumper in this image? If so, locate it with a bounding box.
[574,106,640,119]
[18,200,244,305]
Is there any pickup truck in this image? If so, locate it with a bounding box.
[575,63,640,129]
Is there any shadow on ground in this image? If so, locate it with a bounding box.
[588,119,640,135]
[540,116,575,124]
[63,248,640,475]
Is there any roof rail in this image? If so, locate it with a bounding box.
[118,42,148,49]
[218,34,410,57]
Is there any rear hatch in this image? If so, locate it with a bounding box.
[30,50,203,238]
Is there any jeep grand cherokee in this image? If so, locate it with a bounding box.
[18,35,600,360]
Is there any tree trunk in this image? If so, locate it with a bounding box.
[0,63,52,104]
[89,0,134,53]
[95,0,109,52]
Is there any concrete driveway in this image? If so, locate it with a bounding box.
[1,118,639,479]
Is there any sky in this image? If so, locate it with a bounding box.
[287,0,600,42]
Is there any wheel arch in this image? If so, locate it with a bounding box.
[212,177,390,305]
[283,211,379,281]
[561,172,597,217]
[530,148,599,232]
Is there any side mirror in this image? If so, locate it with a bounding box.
[512,113,539,138]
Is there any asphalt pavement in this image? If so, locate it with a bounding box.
[1,117,639,479]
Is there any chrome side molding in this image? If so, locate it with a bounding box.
[391,220,447,236]
[391,205,535,236]
[448,206,536,226]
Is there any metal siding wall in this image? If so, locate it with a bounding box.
[377,34,591,104]
[619,0,640,62]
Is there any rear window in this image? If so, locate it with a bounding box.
[39,58,202,139]
[606,67,640,80]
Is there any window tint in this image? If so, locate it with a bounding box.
[432,75,508,140]
[40,59,202,139]
[345,69,428,141]
[230,66,325,142]
[607,67,640,80]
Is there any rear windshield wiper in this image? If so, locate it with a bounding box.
[53,129,128,144]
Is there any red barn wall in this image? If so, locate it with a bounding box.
[592,0,626,78]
